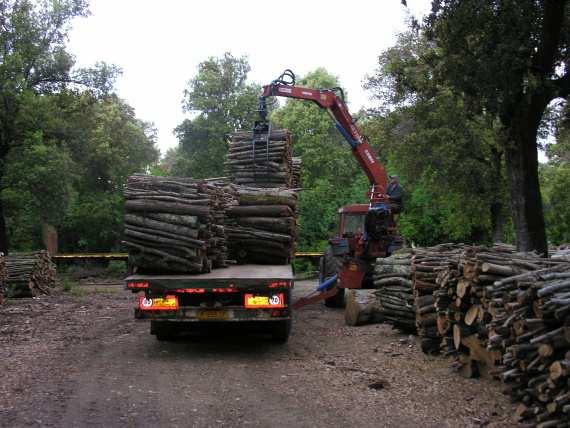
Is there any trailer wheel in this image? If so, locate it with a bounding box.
[270,319,291,343]
[321,246,345,308]
[151,321,178,341]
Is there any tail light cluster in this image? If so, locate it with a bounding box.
[268,280,292,289]
[127,281,149,291]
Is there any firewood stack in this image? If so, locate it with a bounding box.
[123,175,237,274]
[225,187,298,264]
[412,244,464,354]
[435,245,562,379]
[487,264,570,426]
[226,130,293,188]
[5,251,56,298]
[372,251,416,331]
[291,157,302,188]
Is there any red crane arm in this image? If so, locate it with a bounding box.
[261,83,388,194]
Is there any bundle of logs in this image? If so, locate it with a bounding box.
[123,175,237,274]
[226,130,293,188]
[343,243,570,425]
[345,251,415,330]
[432,245,562,379]
[488,264,570,425]
[412,244,464,354]
[5,251,56,298]
[225,186,298,265]
[291,157,302,188]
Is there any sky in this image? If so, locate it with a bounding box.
[68,0,431,155]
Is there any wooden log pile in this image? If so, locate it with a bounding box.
[225,186,298,265]
[292,157,302,188]
[372,251,416,331]
[226,130,293,188]
[5,251,56,298]
[483,264,570,425]
[123,175,237,274]
[436,245,563,380]
[412,244,464,354]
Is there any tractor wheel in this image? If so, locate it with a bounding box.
[320,246,345,308]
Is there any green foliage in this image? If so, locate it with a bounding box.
[173,53,259,178]
[422,1,569,252]
[541,162,570,244]
[363,30,507,245]
[271,69,369,250]
[1,90,158,252]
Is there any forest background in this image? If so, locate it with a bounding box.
[1,0,568,255]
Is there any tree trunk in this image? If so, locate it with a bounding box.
[490,147,506,243]
[503,95,548,256]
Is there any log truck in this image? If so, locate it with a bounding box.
[254,70,401,309]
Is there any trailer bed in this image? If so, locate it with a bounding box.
[126,264,294,291]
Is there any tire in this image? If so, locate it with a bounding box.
[320,246,345,308]
[151,321,178,341]
[270,319,292,343]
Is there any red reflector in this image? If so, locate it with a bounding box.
[174,288,205,293]
[138,295,179,311]
[244,293,286,309]
[268,281,291,289]
[212,288,239,293]
[127,281,149,290]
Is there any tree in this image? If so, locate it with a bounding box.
[0,0,118,253]
[364,30,509,244]
[2,90,159,252]
[174,53,259,178]
[423,0,570,254]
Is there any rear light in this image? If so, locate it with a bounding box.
[268,280,291,289]
[244,293,286,309]
[174,288,205,293]
[127,281,149,290]
[138,295,179,311]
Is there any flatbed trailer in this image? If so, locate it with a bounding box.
[125,264,294,342]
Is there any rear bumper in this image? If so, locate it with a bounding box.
[135,307,291,322]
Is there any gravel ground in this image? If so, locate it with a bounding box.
[0,278,515,427]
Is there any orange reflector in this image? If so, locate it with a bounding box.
[244,293,285,309]
[127,281,149,290]
[138,295,179,311]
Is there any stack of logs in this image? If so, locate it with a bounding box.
[486,264,570,425]
[5,251,56,298]
[412,244,464,354]
[291,157,302,188]
[345,251,414,329]
[225,187,298,264]
[432,245,562,379]
[373,251,415,331]
[226,130,293,188]
[123,175,237,274]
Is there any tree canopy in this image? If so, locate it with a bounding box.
[173,53,259,178]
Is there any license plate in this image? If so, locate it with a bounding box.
[244,293,285,309]
[197,310,229,321]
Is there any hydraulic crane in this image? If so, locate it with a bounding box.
[254,70,401,309]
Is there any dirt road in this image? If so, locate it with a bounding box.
[0,279,514,427]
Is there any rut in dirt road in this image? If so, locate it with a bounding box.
[0,280,513,427]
